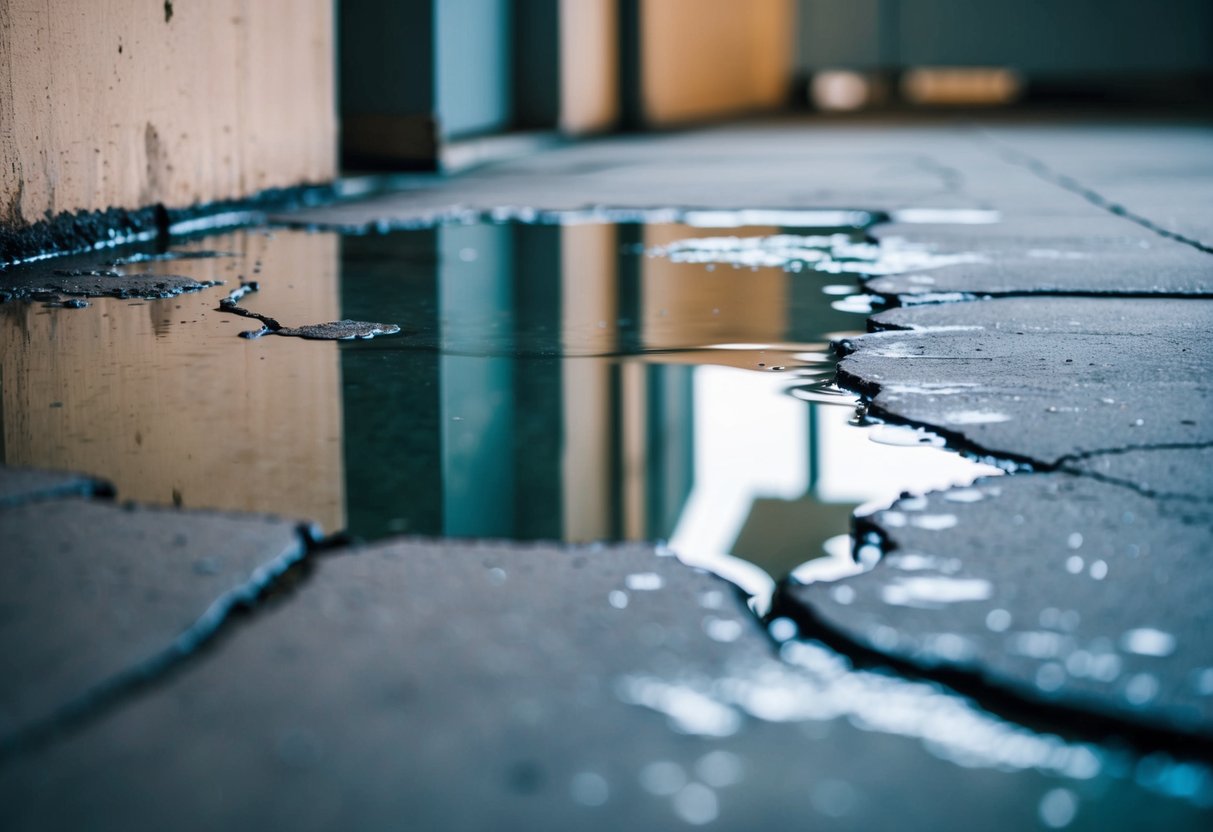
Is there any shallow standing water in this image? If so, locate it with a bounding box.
[0,216,999,593]
[4,214,1212,822]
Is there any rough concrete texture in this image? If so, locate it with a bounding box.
[0,466,110,508]
[278,120,1213,298]
[2,537,1209,831]
[4,119,1213,827]
[1062,447,1213,503]
[981,124,1213,252]
[865,216,1213,298]
[0,495,311,744]
[0,263,215,302]
[835,297,1213,466]
[787,472,1213,741]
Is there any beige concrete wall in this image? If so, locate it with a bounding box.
[0,0,335,228]
[559,0,619,135]
[641,0,794,126]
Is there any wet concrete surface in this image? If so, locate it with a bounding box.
[786,472,1213,743]
[0,485,314,750]
[835,297,1213,466]
[865,217,1213,299]
[2,117,1213,827]
[2,538,1210,831]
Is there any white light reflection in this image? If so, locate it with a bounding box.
[667,365,1004,611]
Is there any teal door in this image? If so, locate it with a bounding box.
[435,0,514,139]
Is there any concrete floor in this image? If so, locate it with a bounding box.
[2,116,1212,830]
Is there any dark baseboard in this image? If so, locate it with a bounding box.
[0,183,341,266]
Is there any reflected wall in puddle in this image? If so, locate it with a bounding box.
[0,231,346,532]
[2,218,996,587]
[641,224,786,349]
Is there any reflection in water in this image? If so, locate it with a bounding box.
[5,215,1211,814]
[0,230,347,532]
[0,218,998,593]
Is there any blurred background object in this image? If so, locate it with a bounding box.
[2,0,1211,252]
[798,0,1213,110]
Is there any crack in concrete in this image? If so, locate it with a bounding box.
[1054,442,1213,504]
[979,131,1213,256]
[1056,465,1213,505]
[1056,440,1213,466]
[839,366,1211,506]
[0,521,324,763]
[862,285,1213,310]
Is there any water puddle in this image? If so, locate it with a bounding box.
[4,212,1210,815]
[0,216,999,605]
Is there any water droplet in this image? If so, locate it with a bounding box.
[608,590,629,609]
[695,750,744,788]
[626,572,665,591]
[1036,662,1066,692]
[1089,560,1108,580]
[1090,652,1122,682]
[910,513,958,531]
[881,576,992,608]
[571,772,610,807]
[942,410,1011,425]
[830,585,856,605]
[1121,628,1176,657]
[1125,673,1160,705]
[1194,668,1213,695]
[486,567,507,585]
[1038,788,1078,828]
[880,511,907,527]
[1065,555,1084,574]
[639,761,687,796]
[986,608,1012,632]
[673,783,719,825]
[768,617,798,642]
[1066,532,1083,549]
[703,616,743,643]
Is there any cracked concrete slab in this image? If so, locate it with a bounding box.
[271,122,1170,229]
[790,290,1213,748]
[866,217,1213,298]
[4,118,1213,828]
[784,472,1213,742]
[3,538,1208,831]
[981,125,1213,252]
[0,467,111,508]
[273,121,1213,306]
[1061,447,1213,503]
[0,492,312,746]
[836,297,1213,466]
